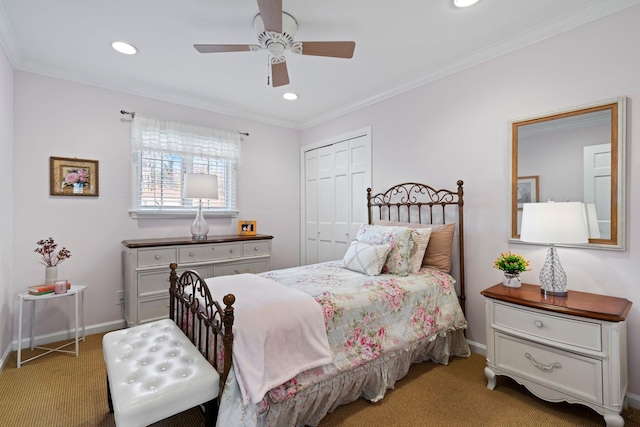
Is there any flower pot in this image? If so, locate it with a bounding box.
[45,266,57,285]
[503,272,521,288]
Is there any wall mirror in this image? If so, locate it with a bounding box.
[509,97,626,250]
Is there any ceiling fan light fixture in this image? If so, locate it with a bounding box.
[283,92,298,100]
[111,41,138,55]
[454,0,480,7]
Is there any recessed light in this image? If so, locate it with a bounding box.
[454,0,480,7]
[283,92,298,100]
[111,41,138,55]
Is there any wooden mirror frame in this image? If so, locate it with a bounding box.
[509,97,626,250]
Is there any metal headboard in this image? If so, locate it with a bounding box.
[366,180,465,313]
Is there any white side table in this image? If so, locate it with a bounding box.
[17,284,87,368]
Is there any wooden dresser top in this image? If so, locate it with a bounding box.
[122,234,273,249]
[481,283,632,322]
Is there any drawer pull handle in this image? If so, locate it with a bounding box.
[524,353,562,371]
[234,269,250,274]
[154,255,161,260]
[534,320,543,328]
[189,252,195,257]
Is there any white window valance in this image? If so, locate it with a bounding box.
[131,114,241,162]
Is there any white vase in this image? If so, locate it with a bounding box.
[503,272,521,288]
[45,266,58,285]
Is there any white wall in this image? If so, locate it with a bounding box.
[12,72,301,341]
[0,42,14,367]
[301,6,640,396]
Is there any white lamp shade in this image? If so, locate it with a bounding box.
[183,173,218,200]
[520,202,589,244]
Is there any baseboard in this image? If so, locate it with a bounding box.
[0,342,12,375]
[627,392,640,410]
[12,319,126,351]
[466,338,486,356]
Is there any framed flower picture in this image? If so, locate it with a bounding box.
[50,156,99,197]
[238,220,257,236]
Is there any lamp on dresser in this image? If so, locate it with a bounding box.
[519,201,589,296]
[183,173,218,240]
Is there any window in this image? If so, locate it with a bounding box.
[130,115,240,218]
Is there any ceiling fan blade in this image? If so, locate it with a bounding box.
[194,44,260,53]
[257,0,282,33]
[296,41,356,59]
[271,61,289,87]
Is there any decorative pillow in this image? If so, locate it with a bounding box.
[373,220,455,273]
[340,241,392,276]
[409,228,432,274]
[355,225,414,276]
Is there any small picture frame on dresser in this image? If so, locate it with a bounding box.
[238,220,257,236]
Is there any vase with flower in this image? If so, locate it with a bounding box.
[35,238,72,284]
[494,251,530,288]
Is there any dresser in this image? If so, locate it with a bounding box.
[482,283,632,427]
[122,234,273,326]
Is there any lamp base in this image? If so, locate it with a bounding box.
[539,245,568,297]
[190,199,209,241]
[540,288,568,297]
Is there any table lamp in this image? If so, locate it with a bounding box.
[520,202,589,296]
[183,173,218,240]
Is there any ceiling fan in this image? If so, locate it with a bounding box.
[194,0,356,87]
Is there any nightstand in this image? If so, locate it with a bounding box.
[481,283,632,427]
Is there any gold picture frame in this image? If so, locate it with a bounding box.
[238,220,257,236]
[50,157,99,197]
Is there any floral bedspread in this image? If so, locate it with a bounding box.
[215,261,468,426]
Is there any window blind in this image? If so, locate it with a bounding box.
[130,114,240,216]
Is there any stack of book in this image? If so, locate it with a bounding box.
[28,281,71,295]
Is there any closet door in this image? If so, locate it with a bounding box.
[302,129,371,265]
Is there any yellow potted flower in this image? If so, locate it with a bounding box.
[494,251,530,288]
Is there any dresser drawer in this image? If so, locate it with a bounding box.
[138,266,210,297]
[138,295,170,324]
[242,241,270,257]
[137,248,176,267]
[178,243,242,264]
[214,259,270,277]
[493,302,601,351]
[494,332,602,405]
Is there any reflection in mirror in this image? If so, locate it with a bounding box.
[510,98,626,249]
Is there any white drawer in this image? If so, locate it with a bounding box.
[214,260,269,277]
[242,241,270,257]
[493,302,601,351]
[178,243,242,264]
[137,248,176,267]
[138,295,170,324]
[494,332,602,405]
[138,266,209,297]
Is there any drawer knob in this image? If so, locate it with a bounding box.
[230,249,235,253]
[189,251,195,257]
[254,247,259,251]
[154,255,161,260]
[534,320,543,328]
[524,352,562,371]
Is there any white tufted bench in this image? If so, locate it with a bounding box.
[103,319,220,427]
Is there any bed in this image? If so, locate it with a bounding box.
[168,180,469,427]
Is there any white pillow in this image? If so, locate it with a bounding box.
[340,241,392,276]
[409,228,432,273]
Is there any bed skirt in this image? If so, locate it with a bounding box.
[217,327,470,427]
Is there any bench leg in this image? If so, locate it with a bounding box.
[107,374,114,413]
[204,398,218,427]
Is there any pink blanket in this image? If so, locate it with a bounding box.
[205,274,332,404]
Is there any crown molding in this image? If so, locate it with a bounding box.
[3,0,639,130]
[299,0,640,129]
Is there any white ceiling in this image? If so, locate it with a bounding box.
[1,0,638,129]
